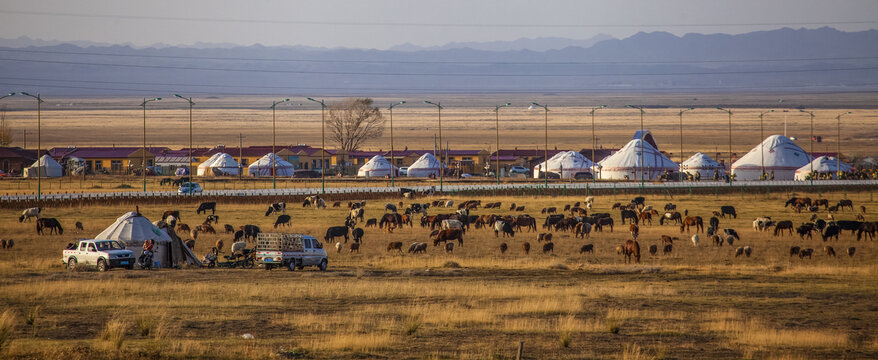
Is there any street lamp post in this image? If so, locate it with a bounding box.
[388,100,406,187]
[139,97,161,192]
[758,110,774,180]
[531,103,550,188]
[800,109,815,185]
[494,102,511,185]
[626,105,646,189]
[716,107,733,185]
[589,105,606,183]
[424,100,444,192]
[306,98,327,194]
[174,94,195,191]
[18,93,45,199]
[835,111,852,179]
[678,107,694,181]
[270,98,290,190]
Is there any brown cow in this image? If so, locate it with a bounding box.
[661,235,676,245]
[224,224,235,233]
[542,242,554,254]
[522,242,531,255]
[538,233,553,243]
[515,206,526,212]
[798,248,813,259]
[386,241,403,252]
[332,201,341,208]
[200,224,216,234]
[350,243,360,253]
[433,229,464,247]
[177,223,191,233]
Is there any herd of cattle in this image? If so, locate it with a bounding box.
[12,193,875,266]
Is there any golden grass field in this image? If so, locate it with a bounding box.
[1,188,877,359]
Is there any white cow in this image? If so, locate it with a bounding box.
[19,207,41,222]
[442,219,463,231]
[691,234,700,246]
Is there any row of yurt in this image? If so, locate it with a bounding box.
[794,156,852,180]
[23,155,63,178]
[197,152,240,176]
[248,153,295,177]
[357,155,398,177]
[598,139,678,180]
[730,135,811,180]
[406,153,444,177]
[680,152,724,179]
[532,151,600,179]
[95,211,200,268]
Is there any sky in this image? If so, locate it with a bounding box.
[1,0,877,49]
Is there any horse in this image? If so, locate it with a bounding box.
[622,240,641,263]
[36,218,63,235]
[196,202,216,215]
[680,216,703,233]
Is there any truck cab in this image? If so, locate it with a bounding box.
[63,239,135,272]
[255,233,328,271]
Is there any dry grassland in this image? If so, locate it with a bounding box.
[0,188,877,359]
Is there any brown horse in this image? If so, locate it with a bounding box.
[679,216,703,233]
[622,240,641,263]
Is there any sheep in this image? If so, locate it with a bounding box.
[649,244,658,255]
[522,242,531,255]
[585,196,594,204]
[499,243,508,254]
[185,239,195,249]
[725,236,735,247]
[710,235,723,247]
[190,228,200,241]
[5,239,12,249]
[445,242,454,254]
[0,239,5,249]
[735,246,752,257]
[408,242,421,253]
[231,241,246,255]
[335,242,343,253]
[691,234,700,246]
[789,246,801,257]
[215,239,224,253]
[224,224,235,233]
[744,246,752,257]
[579,244,594,254]
[350,243,360,253]
[824,246,836,257]
[663,244,673,255]
[799,248,814,259]
[542,242,554,254]
[848,247,856,257]
[538,233,553,243]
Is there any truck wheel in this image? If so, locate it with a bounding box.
[126,264,134,270]
[97,259,108,272]
[66,258,77,271]
[318,259,327,271]
[287,261,296,271]
[263,263,272,270]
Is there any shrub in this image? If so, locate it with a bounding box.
[100,319,129,350]
[0,310,16,354]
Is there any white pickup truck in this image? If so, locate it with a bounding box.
[62,239,135,272]
[255,233,328,271]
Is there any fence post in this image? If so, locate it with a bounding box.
[516,341,524,360]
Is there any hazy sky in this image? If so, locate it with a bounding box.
[1,0,876,49]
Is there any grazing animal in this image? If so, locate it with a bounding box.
[190,228,199,240]
[709,217,720,229]
[386,241,403,253]
[325,226,350,243]
[661,235,676,245]
[691,234,699,246]
[185,239,195,249]
[725,236,735,247]
[445,242,455,254]
[680,216,703,233]
[1,239,6,249]
[664,203,677,212]
[660,212,682,226]
[538,233,553,243]
[385,203,398,213]
[860,205,866,214]
[522,242,531,255]
[723,229,740,241]
[821,225,840,242]
[595,217,614,232]
[711,235,723,246]
[177,223,191,233]
[799,248,814,259]
[824,246,836,257]
[509,203,517,211]
[265,202,287,216]
[332,201,341,208]
[224,224,235,234]
[789,246,801,256]
[630,223,640,239]
[735,246,752,257]
[75,221,84,232]
[199,224,217,234]
[579,244,594,254]
[442,219,464,232]
[622,240,641,263]
[196,202,216,215]
[494,221,515,238]
[352,228,365,243]
[720,206,737,219]
[848,247,856,257]
[215,239,224,253]
[204,215,219,224]
[796,224,815,240]
[542,242,554,254]
[649,244,658,255]
[584,196,594,205]
[620,209,639,225]
[500,243,508,254]
[335,242,343,253]
[837,199,853,211]
[350,208,365,222]
[240,225,261,241]
[5,239,12,249]
[230,241,246,255]
[773,220,794,236]
[18,207,41,222]
[274,215,292,228]
[515,206,526,212]
[836,220,863,235]
[365,218,378,228]
[433,229,464,246]
[36,218,63,235]
[663,244,673,255]
[234,230,244,243]
[857,222,877,241]
[574,222,591,239]
[349,243,360,253]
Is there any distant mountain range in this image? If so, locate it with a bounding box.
[0,27,875,96]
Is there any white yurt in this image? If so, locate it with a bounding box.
[794,156,852,180]
[407,153,443,177]
[598,139,678,180]
[24,154,63,178]
[679,152,724,179]
[731,135,811,180]
[197,152,240,176]
[95,211,174,268]
[532,151,600,179]
[357,155,397,177]
[247,153,295,177]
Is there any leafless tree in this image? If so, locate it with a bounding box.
[328,98,384,152]
[0,106,12,146]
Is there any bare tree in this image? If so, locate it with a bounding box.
[328,98,385,151]
[0,106,12,146]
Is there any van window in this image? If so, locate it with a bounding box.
[80,242,87,251]
[312,240,322,249]
[303,239,312,248]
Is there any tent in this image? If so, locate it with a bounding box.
[731,135,811,180]
[794,156,852,180]
[247,153,295,177]
[357,155,397,177]
[24,155,63,178]
[532,151,600,179]
[94,211,200,268]
[407,153,443,177]
[197,152,240,176]
[598,139,678,180]
[679,152,724,179]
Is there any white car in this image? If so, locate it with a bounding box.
[509,166,530,175]
[399,167,409,176]
[63,240,135,271]
[178,182,203,194]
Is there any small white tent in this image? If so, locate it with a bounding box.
[794,156,852,180]
[197,152,240,176]
[731,135,811,180]
[532,151,599,179]
[680,152,724,179]
[95,212,174,268]
[24,154,63,178]
[407,153,443,177]
[357,155,397,177]
[247,153,295,177]
[598,139,678,180]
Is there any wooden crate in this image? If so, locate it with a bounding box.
[256,233,304,252]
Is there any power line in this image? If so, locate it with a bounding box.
[2,10,876,28]
[2,48,876,66]
[2,57,876,77]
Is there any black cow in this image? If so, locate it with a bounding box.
[620,209,638,224]
[352,228,365,243]
[822,224,840,242]
[274,215,292,228]
[196,202,217,215]
[265,202,286,216]
[709,217,720,229]
[631,196,646,207]
[325,226,350,243]
[836,220,862,234]
[723,228,740,241]
[240,225,260,241]
[720,206,737,219]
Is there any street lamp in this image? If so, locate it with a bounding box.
[626,105,646,189]
[835,111,852,179]
[270,98,290,190]
[139,97,161,192]
[589,105,606,183]
[716,107,733,185]
[306,98,327,194]
[531,102,549,188]
[174,94,195,190]
[758,109,774,180]
[424,100,444,192]
[678,107,694,181]
[388,100,406,187]
[800,109,815,185]
[493,102,511,185]
[18,92,45,199]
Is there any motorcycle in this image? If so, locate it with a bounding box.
[138,250,154,270]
